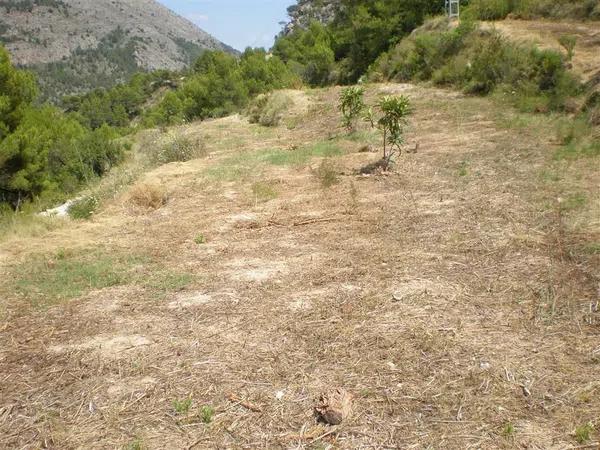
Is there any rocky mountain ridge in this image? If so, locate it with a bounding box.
[0,0,234,99]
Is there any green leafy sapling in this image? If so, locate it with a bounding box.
[365,95,412,168]
[339,86,366,132]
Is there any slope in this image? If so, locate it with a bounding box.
[0,82,598,448]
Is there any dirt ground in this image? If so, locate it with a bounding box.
[483,19,600,82]
[0,83,598,449]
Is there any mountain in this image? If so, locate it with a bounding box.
[0,0,235,100]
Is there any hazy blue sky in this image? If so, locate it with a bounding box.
[157,0,292,51]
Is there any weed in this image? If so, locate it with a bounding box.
[313,159,339,188]
[68,195,99,220]
[346,181,359,214]
[582,242,600,255]
[200,405,215,424]
[172,398,192,415]
[251,181,278,202]
[194,234,206,245]
[458,161,469,177]
[574,422,594,444]
[0,209,64,243]
[558,35,577,61]
[502,421,515,438]
[124,438,145,450]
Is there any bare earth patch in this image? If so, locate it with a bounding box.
[50,334,153,358]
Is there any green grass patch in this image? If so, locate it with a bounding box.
[554,141,600,161]
[205,141,343,182]
[9,248,195,307]
[13,251,145,307]
[142,271,193,295]
[259,141,343,166]
[575,422,594,444]
[561,193,587,211]
[172,398,193,415]
[200,405,215,424]
[251,181,278,202]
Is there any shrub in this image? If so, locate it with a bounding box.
[313,159,339,188]
[371,22,581,112]
[464,0,512,20]
[150,132,205,165]
[339,86,365,132]
[127,183,167,210]
[247,92,294,127]
[67,195,99,220]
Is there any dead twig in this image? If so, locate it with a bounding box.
[293,217,339,226]
[227,393,262,413]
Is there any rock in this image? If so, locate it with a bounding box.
[315,388,352,425]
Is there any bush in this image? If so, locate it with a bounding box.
[247,91,294,127]
[146,50,300,126]
[150,132,205,165]
[0,106,125,207]
[68,195,99,220]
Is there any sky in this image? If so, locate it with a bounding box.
[157,0,293,51]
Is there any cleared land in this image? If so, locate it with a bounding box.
[0,82,598,449]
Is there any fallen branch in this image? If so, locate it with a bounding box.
[293,217,339,227]
[227,393,262,412]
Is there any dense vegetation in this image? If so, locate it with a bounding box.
[142,48,300,126]
[370,19,581,113]
[274,0,446,85]
[0,45,125,209]
[62,70,175,130]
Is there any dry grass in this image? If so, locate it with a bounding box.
[127,182,168,211]
[0,81,598,449]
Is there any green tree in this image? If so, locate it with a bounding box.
[0,45,38,141]
[331,0,444,83]
[273,22,335,86]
